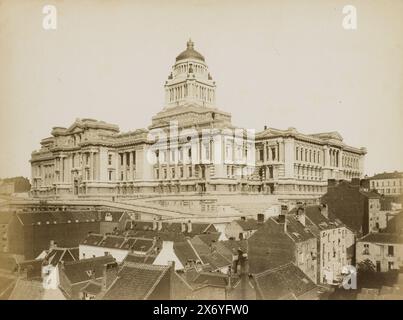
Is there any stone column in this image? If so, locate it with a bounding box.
[129,151,134,181]
[283,138,295,178]
[90,152,94,180]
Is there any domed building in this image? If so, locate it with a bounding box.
[30,40,366,199]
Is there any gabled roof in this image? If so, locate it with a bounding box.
[102,262,171,300]
[253,263,318,300]
[369,171,403,180]
[62,255,115,284]
[80,234,155,253]
[16,211,99,226]
[359,233,403,244]
[235,219,261,231]
[43,247,79,266]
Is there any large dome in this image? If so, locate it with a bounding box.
[175,39,205,62]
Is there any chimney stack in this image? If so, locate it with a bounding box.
[257,213,264,224]
[187,220,192,233]
[49,240,56,250]
[320,203,328,219]
[328,179,337,187]
[102,261,118,291]
[157,219,163,231]
[295,206,306,226]
[181,222,186,233]
[351,178,360,187]
[152,218,157,231]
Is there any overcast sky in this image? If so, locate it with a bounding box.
[0,0,402,179]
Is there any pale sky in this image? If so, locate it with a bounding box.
[0,0,402,179]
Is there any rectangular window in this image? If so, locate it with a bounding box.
[108,171,112,181]
[388,245,394,256]
[188,167,192,177]
[108,154,112,165]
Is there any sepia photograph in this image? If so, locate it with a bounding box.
[0,0,402,306]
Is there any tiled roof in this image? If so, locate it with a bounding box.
[81,234,155,253]
[369,172,403,180]
[129,220,215,236]
[80,280,102,296]
[173,241,200,266]
[253,263,318,300]
[247,218,297,274]
[236,218,261,231]
[285,215,315,242]
[62,255,116,284]
[123,252,157,264]
[192,272,239,288]
[44,247,79,266]
[359,232,403,244]
[199,252,231,270]
[102,262,170,300]
[16,211,99,226]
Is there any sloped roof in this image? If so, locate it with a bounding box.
[253,263,318,300]
[16,211,99,225]
[123,252,157,265]
[8,279,44,300]
[236,218,261,231]
[62,255,115,284]
[102,262,170,300]
[359,233,403,244]
[44,247,79,266]
[369,172,403,180]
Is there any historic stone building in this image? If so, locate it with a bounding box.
[30,40,366,198]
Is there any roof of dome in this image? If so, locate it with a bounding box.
[176,39,205,62]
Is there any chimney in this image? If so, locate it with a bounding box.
[152,218,157,231]
[257,213,264,224]
[277,213,285,224]
[49,240,56,250]
[105,212,113,222]
[295,206,306,227]
[328,179,337,187]
[280,205,288,216]
[168,261,175,299]
[232,249,239,274]
[351,178,360,187]
[157,219,163,231]
[102,261,118,291]
[187,220,192,233]
[240,216,246,221]
[320,203,328,219]
[284,218,288,233]
[238,249,249,300]
[264,125,267,130]
[181,222,186,233]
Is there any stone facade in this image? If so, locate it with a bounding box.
[30,40,366,199]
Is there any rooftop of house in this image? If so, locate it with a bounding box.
[80,280,103,296]
[129,220,216,235]
[235,218,261,231]
[369,171,403,180]
[290,205,345,232]
[123,252,157,265]
[359,232,403,244]
[253,263,319,300]
[247,216,313,274]
[16,211,99,226]
[61,255,116,284]
[42,247,79,267]
[102,262,171,300]
[80,234,155,253]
